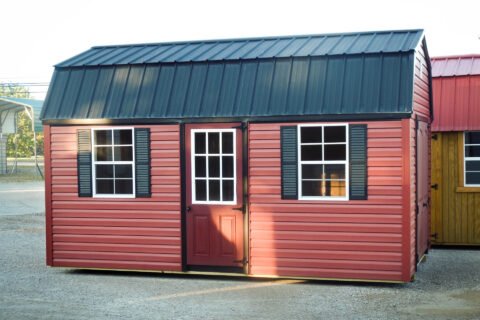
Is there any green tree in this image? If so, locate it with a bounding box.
[1,84,43,157]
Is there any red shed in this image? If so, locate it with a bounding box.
[41,30,433,283]
[430,55,480,245]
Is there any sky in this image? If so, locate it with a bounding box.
[1,0,479,100]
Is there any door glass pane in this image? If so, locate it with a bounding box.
[465,131,480,144]
[326,180,346,196]
[324,145,346,160]
[114,146,133,161]
[95,147,112,161]
[222,156,234,178]
[466,160,480,171]
[302,164,323,179]
[301,127,322,143]
[96,179,114,194]
[195,180,207,201]
[208,132,220,154]
[208,156,220,177]
[222,132,234,154]
[324,126,346,143]
[209,180,220,201]
[301,145,322,161]
[195,156,206,177]
[465,146,480,157]
[223,180,234,201]
[96,164,113,178]
[465,172,480,185]
[325,164,345,179]
[115,180,133,194]
[115,165,132,178]
[302,181,323,197]
[95,130,112,145]
[114,129,132,145]
[195,132,206,154]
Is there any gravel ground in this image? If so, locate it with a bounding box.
[0,184,479,319]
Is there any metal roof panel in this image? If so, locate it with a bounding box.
[432,55,480,77]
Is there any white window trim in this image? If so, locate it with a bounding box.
[297,123,349,201]
[91,127,136,198]
[191,128,237,205]
[464,131,480,187]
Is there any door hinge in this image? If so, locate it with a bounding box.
[232,124,245,130]
[431,184,438,190]
[416,204,419,215]
[233,257,248,264]
[232,207,243,211]
[432,134,438,140]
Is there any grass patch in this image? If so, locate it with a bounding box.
[0,165,44,182]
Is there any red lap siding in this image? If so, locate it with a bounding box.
[248,121,410,282]
[46,125,182,272]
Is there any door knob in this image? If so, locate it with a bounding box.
[186,206,191,212]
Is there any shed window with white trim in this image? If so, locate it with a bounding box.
[464,131,480,186]
[298,124,348,200]
[92,128,135,197]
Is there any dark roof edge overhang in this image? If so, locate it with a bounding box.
[42,112,413,126]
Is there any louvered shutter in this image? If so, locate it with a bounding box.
[135,128,151,198]
[280,126,298,199]
[349,124,367,200]
[77,129,92,197]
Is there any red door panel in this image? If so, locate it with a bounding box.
[416,120,429,260]
[186,123,244,267]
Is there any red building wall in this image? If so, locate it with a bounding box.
[248,120,413,282]
[45,124,182,271]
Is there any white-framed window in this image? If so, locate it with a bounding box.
[298,123,349,200]
[191,129,236,204]
[92,128,135,198]
[464,131,480,186]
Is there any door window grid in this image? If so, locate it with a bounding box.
[192,129,236,204]
[298,124,349,200]
[464,131,480,186]
[92,128,135,198]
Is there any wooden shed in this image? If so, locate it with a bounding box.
[430,55,480,245]
[40,29,432,283]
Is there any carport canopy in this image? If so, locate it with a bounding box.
[0,97,44,133]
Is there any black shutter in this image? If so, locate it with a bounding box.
[349,124,367,200]
[281,126,298,199]
[135,128,151,198]
[77,129,92,197]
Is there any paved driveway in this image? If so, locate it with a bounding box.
[0,181,45,216]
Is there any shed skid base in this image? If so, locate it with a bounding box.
[51,266,407,284]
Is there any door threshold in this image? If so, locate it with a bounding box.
[186,265,244,274]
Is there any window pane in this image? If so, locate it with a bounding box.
[95,130,112,145]
[324,145,346,160]
[115,180,133,194]
[302,164,323,179]
[222,132,234,154]
[114,129,132,145]
[465,172,480,185]
[466,160,480,171]
[222,180,234,201]
[222,156,234,178]
[195,132,206,154]
[324,126,346,143]
[114,146,133,161]
[301,145,322,161]
[302,180,323,197]
[115,165,132,178]
[96,164,113,178]
[465,146,480,157]
[208,132,220,154]
[195,180,206,201]
[195,156,206,177]
[95,147,112,161]
[301,127,322,143]
[209,180,220,201]
[465,131,480,144]
[326,180,346,196]
[208,156,220,177]
[325,164,345,179]
[96,179,113,194]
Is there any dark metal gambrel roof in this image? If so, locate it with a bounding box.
[41,29,426,122]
